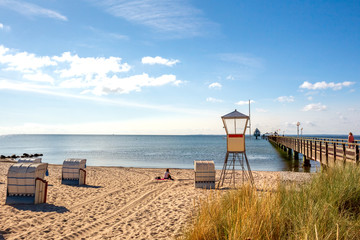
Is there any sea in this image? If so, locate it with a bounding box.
[0,134,351,172]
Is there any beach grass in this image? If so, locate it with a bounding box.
[180,165,360,240]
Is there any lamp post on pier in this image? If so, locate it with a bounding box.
[297,122,300,138]
[301,128,303,138]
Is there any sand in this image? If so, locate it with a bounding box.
[0,162,312,240]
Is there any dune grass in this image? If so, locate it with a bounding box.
[180,166,360,240]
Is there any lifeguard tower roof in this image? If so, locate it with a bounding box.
[222,109,248,119]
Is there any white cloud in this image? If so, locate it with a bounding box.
[23,71,55,84]
[307,96,313,101]
[206,97,223,103]
[87,26,129,41]
[0,79,191,114]
[109,33,129,40]
[256,108,268,113]
[141,56,179,66]
[276,96,294,103]
[173,80,183,86]
[0,45,8,55]
[60,78,87,89]
[89,73,181,96]
[226,75,234,80]
[0,0,67,21]
[208,82,222,89]
[299,81,355,90]
[94,0,216,38]
[284,122,298,127]
[305,121,316,127]
[0,80,54,94]
[0,45,57,73]
[53,52,131,78]
[0,115,224,135]
[302,103,327,111]
[0,23,10,31]
[219,53,262,68]
[0,45,182,96]
[236,100,255,105]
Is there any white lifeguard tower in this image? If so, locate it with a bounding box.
[217,110,254,188]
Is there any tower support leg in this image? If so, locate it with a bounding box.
[217,152,254,189]
[217,152,229,188]
[243,153,254,185]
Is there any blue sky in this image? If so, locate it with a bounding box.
[0,0,359,135]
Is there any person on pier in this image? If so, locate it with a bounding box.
[348,132,355,148]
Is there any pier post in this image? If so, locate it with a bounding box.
[306,140,309,158]
[319,142,322,164]
[287,148,292,156]
[303,155,311,167]
[325,142,329,165]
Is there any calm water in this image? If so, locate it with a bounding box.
[0,134,324,172]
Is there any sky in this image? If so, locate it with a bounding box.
[0,0,359,135]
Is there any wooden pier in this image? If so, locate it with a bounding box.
[268,136,360,167]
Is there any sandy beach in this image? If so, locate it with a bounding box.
[0,162,312,240]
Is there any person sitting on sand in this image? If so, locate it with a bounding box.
[164,169,174,180]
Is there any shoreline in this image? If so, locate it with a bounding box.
[0,159,318,172]
[0,162,313,239]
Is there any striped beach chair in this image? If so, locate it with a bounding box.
[194,161,216,189]
[61,158,87,185]
[6,163,48,205]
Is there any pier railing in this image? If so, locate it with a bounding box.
[268,136,360,166]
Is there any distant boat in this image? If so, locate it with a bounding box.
[254,128,261,139]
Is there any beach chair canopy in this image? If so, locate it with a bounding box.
[194,161,215,172]
[7,163,48,195]
[18,158,42,163]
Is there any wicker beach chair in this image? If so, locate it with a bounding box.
[6,163,48,204]
[194,161,216,189]
[61,158,87,185]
